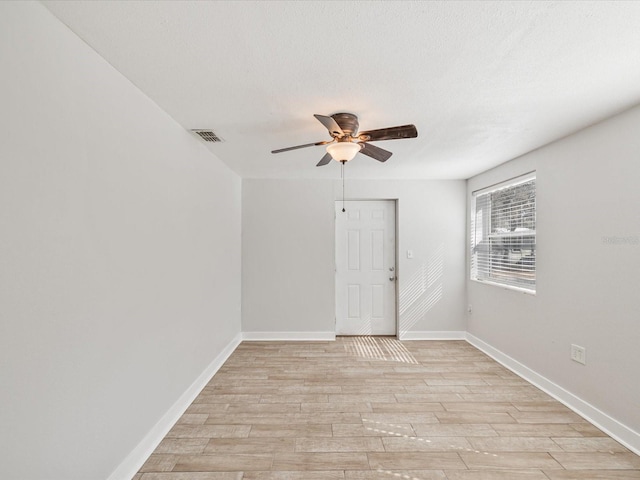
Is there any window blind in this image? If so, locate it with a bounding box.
[471,174,536,292]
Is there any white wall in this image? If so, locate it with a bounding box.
[242,178,467,337]
[467,105,640,447]
[0,3,242,479]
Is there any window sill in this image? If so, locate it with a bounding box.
[470,278,536,296]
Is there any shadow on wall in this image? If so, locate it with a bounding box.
[399,244,444,332]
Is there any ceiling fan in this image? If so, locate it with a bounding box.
[271,113,418,166]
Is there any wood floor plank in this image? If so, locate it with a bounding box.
[345,470,447,479]
[435,411,517,424]
[368,451,467,470]
[444,470,549,479]
[550,452,640,470]
[140,473,242,480]
[249,424,333,438]
[467,436,564,452]
[332,422,415,437]
[542,470,640,479]
[492,423,583,437]
[361,412,440,425]
[412,423,499,437]
[154,438,210,454]
[172,454,273,471]
[204,437,296,454]
[166,424,250,439]
[551,436,631,453]
[382,436,473,452]
[242,472,344,480]
[294,436,384,452]
[139,454,178,473]
[176,413,209,424]
[459,452,563,469]
[272,452,369,470]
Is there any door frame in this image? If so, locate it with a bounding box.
[334,198,399,338]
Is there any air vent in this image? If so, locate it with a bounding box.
[191,129,224,143]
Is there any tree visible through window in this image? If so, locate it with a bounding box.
[471,173,536,292]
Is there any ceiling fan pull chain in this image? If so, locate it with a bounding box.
[341,160,346,212]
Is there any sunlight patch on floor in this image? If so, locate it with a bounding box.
[344,336,419,364]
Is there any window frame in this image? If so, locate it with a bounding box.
[470,172,537,295]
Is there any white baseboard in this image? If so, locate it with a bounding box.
[399,330,466,340]
[466,333,640,456]
[242,331,336,341]
[106,332,243,480]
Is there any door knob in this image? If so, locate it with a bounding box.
[389,276,395,281]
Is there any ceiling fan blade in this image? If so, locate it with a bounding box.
[314,114,345,137]
[271,140,329,154]
[358,142,393,162]
[316,152,333,167]
[358,124,418,142]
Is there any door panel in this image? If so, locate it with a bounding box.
[372,284,384,318]
[347,231,360,270]
[371,230,384,270]
[336,200,396,335]
[348,285,360,318]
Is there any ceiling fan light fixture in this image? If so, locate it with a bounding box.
[326,141,361,162]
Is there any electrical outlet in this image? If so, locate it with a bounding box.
[571,344,586,365]
[467,304,473,314]
[407,250,414,259]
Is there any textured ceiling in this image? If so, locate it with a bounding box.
[43,1,640,179]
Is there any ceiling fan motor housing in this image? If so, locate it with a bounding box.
[331,112,359,137]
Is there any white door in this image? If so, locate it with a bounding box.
[335,200,396,335]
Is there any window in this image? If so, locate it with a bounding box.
[470,173,536,293]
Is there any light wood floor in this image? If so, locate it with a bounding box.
[134,338,640,479]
